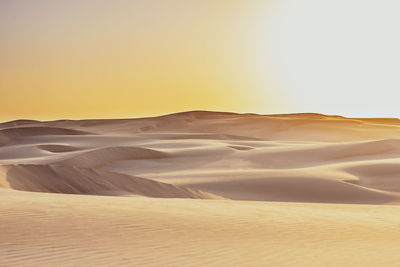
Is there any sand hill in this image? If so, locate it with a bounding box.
[1,111,400,266]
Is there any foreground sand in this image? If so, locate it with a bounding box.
[1,189,400,266]
[1,111,400,266]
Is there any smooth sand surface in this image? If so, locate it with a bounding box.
[1,189,400,266]
[1,111,400,266]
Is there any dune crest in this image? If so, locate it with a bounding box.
[60,146,169,168]
[38,144,81,153]
[0,164,222,199]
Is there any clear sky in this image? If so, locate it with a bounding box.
[1,0,399,120]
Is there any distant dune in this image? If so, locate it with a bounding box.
[1,111,400,266]
[60,146,169,168]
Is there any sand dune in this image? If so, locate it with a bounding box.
[1,111,398,204]
[0,126,94,137]
[0,119,40,129]
[1,111,400,265]
[61,146,169,168]
[0,132,13,147]
[3,110,399,141]
[0,127,94,147]
[0,164,220,199]
[190,176,398,204]
[38,144,82,153]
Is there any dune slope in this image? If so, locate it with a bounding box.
[0,164,221,199]
[0,111,399,204]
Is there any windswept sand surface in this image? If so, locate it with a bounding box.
[1,111,400,266]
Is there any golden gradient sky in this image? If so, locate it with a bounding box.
[1,0,399,120]
[1,0,282,121]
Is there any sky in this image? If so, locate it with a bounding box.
[1,0,399,121]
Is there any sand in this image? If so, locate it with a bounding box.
[0,111,400,266]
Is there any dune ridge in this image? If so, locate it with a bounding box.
[60,146,169,168]
[0,164,221,199]
[1,111,400,266]
[38,144,81,153]
[0,127,95,147]
[0,126,94,137]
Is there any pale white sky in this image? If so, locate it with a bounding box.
[260,0,400,118]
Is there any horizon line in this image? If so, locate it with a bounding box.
[0,110,399,124]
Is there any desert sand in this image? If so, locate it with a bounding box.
[1,111,400,266]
